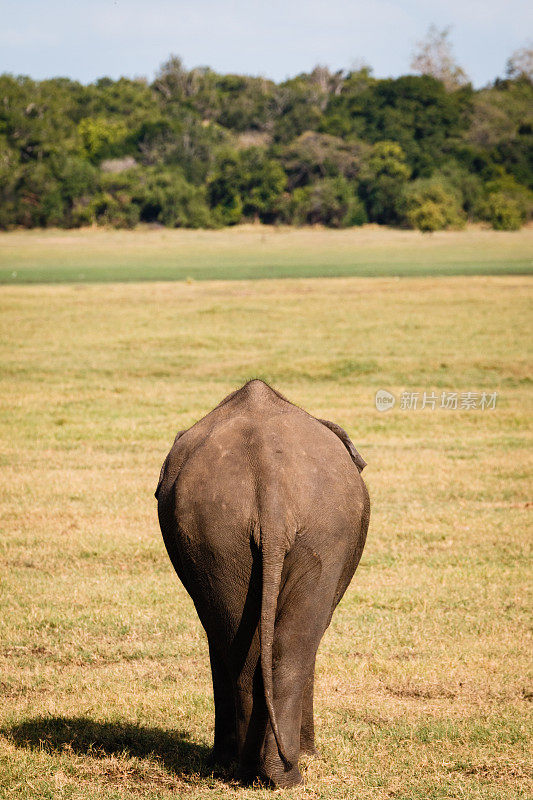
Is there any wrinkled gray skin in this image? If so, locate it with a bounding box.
[156,380,370,787]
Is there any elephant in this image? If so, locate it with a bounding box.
[156,379,370,787]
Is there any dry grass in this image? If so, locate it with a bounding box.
[0,273,531,798]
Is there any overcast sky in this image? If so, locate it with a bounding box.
[1,0,531,87]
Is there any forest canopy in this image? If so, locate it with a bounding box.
[1,46,532,232]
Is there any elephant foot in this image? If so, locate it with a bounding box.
[300,731,317,756]
[260,762,303,788]
[209,742,237,768]
[238,770,257,786]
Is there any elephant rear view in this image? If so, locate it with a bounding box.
[156,380,370,787]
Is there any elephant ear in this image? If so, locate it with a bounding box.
[155,430,186,499]
[318,418,367,473]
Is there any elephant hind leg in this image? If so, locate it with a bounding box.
[233,651,305,787]
[300,658,317,756]
[208,640,237,766]
[259,551,334,785]
[234,665,267,783]
[259,635,321,786]
[260,682,304,787]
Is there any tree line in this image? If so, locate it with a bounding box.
[1,37,532,232]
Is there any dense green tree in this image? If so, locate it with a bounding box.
[78,117,131,163]
[278,131,366,189]
[238,148,287,220]
[359,141,411,224]
[207,148,287,224]
[466,76,533,188]
[0,75,79,162]
[0,53,531,230]
[435,161,484,217]
[12,162,65,227]
[135,115,230,184]
[82,77,156,122]
[215,75,275,132]
[207,149,245,225]
[133,169,213,228]
[270,74,327,143]
[322,74,473,175]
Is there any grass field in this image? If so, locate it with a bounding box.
[0,253,531,797]
[0,225,532,284]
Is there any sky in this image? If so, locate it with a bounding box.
[1,0,531,88]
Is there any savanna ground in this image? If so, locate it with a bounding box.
[0,227,531,799]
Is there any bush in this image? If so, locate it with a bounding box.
[406,200,449,231]
[211,192,243,226]
[12,163,66,228]
[402,177,466,231]
[282,177,367,227]
[91,192,140,228]
[157,184,213,228]
[134,169,215,228]
[0,146,21,229]
[437,161,484,218]
[68,198,95,228]
[483,192,523,230]
[477,173,532,229]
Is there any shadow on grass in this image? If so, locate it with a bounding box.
[5,716,219,780]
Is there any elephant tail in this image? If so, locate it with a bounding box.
[259,538,293,770]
